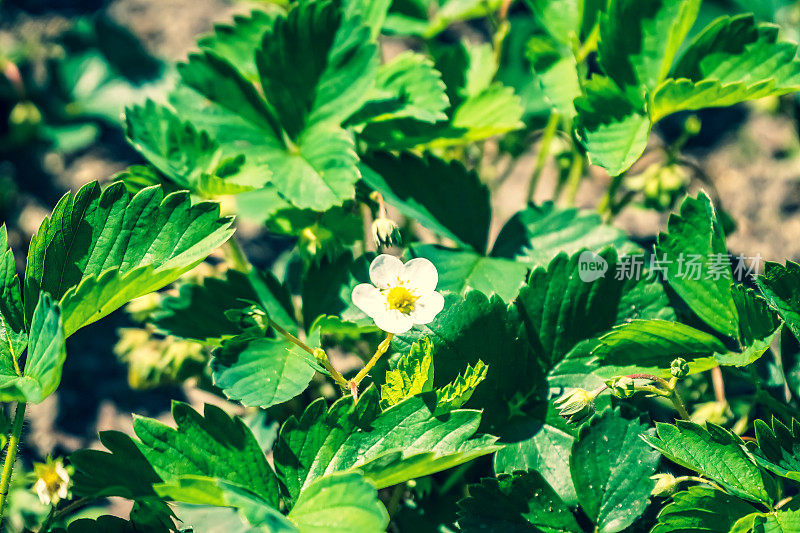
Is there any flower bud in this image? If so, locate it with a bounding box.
[372,217,402,247]
[670,357,689,379]
[605,376,636,398]
[314,348,328,366]
[554,388,596,425]
[650,473,679,497]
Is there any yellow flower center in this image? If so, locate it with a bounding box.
[385,286,418,314]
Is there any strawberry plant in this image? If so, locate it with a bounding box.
[3,0,800,531]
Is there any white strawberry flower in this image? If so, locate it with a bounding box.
[352,254,445,334]
[33,456,70,506]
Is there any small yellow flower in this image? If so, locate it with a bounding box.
[33,457,70,506]
[352,254,444,334]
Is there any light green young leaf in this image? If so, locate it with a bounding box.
[0,294,66,404]
[756,260,800,343]
[383,0,501,38]
[349,51,449,125]
[409,245,529,302]
[593,319,725,374]
[435,360,488,414]
[655,192,739,338]
[211,327,320,409]
[287,472,389,533]
[526,35,582,117]
[571,408,660,533]
[133,402,282,509]
[598,0,701,98]
[197,10,277,82]
[274,387,498,500]
[450,83,525,142]
[457,470,582,533]
[643,421,774,504]
[491,201,635,264]
[650,486,761,533]
[380,337,434,408]
[361,151,491,252]
[24,181,234,337]
[753,508,800,533]
[574,76,650,177]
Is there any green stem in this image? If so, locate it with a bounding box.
[598,172,626,219]
[0,402,26,525]
[353,333,394,385]
[562,149,585,206]
[527,112,560,202]
[40,497,91,532]
[269,320,348,388]
[386,482,406,518]
[222,237,252,273]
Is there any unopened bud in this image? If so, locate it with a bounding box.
[372,217,401,247]
[650,473,679,497]
[314,348,328,366]
[554,388,596,425]
[670,357,689,379]
[606,376,636,398]
[684,115,701,136]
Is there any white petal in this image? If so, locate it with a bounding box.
[35,480,49,506]
[410,291,444,324]
[373,309,414,334]
[400,257,438,293]
[369,254,403,289]
[352,284,385,317]
[57,483,68,499]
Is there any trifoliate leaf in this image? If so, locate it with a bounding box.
[394,291,540,431]
[287,472,389,533]
[592,319,725,374]
[274,387,498,501]
[650,486,760,533]
[574,76,650,177]
[24,182,234,337]
[598,0,701,98]
[409,245,529,302]
[380,337,434,408]
[457,470,582,533]
[197,10,277,82]
[211,327,320,409]
[133,402,282,509]
[361,151,490,252]
[491,201,635,264]
[753,417,800,482]
[655,192,739,338]
[756,260,800,343]
[643,421,774,505]
[0,293,65,403]
[349,51,449,124]
[571,408,660,533]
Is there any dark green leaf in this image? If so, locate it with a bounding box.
[753,417,800,482]
[757,261,800,343]
[650,486,760,533]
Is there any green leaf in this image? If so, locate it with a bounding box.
[125,101,253,196]
[394,291,540,431]
[384,0,502,38]
[287,472,389,533]
[133,402,282,509]
[753,509,800,533]
[643,421,774,504]
[152,269,296,344]
[757,261,800,343]
[24,182,234,337]
[571,408,660,533]
[63,515,172,533]
[256,1,377,138]
[361,151,490,252]
[350,51,449,124]
[380,337,434,408]
[526,35,582,117]
[409,245,529,302]
[457,470,582,533]
[592,319,725,374]
[0,294,66,404]
[491,202,635,264]
[655,192,739,338]
[0,226,26,376]
[574,76,650,176]
[753,417,800,482]
[274,387,498,500]
[450,83,525,142]
[650,486,761,533]
[197,10,277,82]
[71,430,163,501]
[494,416,578,507]
[154,475,293,532]
[716,286,782,367]
[435,359,488,414]
[514,250,625,371]
[211,328,320,409]
[598,0,701,97]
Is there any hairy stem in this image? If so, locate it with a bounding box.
[527,112,560,202]
[353,333,394,385]
[269,320,348,388]
[0,402,26,525]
